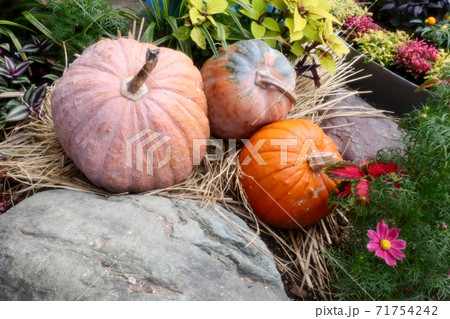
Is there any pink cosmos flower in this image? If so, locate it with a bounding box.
[367,221,406,267]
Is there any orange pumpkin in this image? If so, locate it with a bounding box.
[239,119,341,228]
[51,38,210,193]
[201,40,297,140]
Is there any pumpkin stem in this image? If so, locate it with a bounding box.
[307,152,339,172]
[254,70,297,104]
[120,48,160,101]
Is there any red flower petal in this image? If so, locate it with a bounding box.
[326,164,364,180]
[368,162,397,178]
[356,180,370,203]
[336,182,352,197]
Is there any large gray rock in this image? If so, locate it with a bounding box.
[321,91,402,162]
[0,190,287,301]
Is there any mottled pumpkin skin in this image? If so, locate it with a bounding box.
[201,40,296,140]
[239,119,341,228]
[51,38,209,193]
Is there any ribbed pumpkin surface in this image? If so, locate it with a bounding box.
[239,119,341,228]
[201,40,296,140]
[51,38,209,193]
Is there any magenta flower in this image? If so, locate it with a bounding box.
[395,39,439,79]
[342,15,382,39]
[367,221,406,267]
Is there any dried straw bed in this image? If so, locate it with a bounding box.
[0,57,385,300]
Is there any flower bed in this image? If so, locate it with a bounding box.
[333,0,450,107]
[343,45,429,115]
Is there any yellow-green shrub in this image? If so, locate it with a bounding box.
[354,30,410,66]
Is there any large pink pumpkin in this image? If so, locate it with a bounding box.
[51,38,210,193]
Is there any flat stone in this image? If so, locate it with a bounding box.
[0,190,287,301]
[321,91,402,162]
[108,0,142,11]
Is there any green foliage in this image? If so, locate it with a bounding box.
[137,0,238,63]
[329,0,366,22]
[326,84,450,300]
[354,30,410,66]
[426,50,450,83]
[0,19,35,61]
[417,20,450,50]
[0,35,62,130]
[139,0,348,77]
[395,86,450,193]
[25,0,128,53]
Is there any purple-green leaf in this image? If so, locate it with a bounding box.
[0,65,12,79]
[23,83,34,102]
[1,56,32,79]
[28,83,47,108]
[20,43,40,54]
[5,99,21,110]
[0,76,7,86]
[0,43,10,52]
[11,76,30,85]
[5,103,30,122]
[4,56,15,72]
[13,60,33,77]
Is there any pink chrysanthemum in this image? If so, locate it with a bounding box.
[367,221,406,267]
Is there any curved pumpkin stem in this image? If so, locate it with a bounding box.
[254,70,297,104]
[120,48,160,101]
[307,152,339,172]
